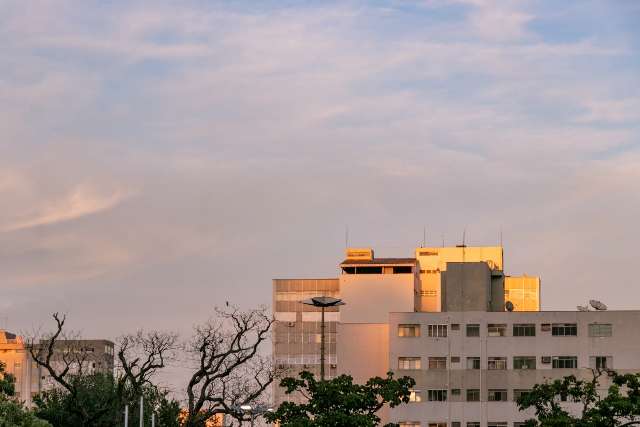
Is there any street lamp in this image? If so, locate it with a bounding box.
[233,404,273,427]
[301,296,345,381]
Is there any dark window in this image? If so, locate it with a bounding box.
[451,323,460,331]
[466,389,480,401]
[513,389,531,401]
[513,356,536,370]
[393,266,413,274]
[513,324,536,336]
[552,323,577,336]
[488,324,507,337]
[488,389,508,401]
[451,388,461,395]
[552,356,578,369]
[467,357,480,370]
[466,324,480,337]
[427,389,447,401]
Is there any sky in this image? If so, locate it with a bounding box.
[1,0,640,374]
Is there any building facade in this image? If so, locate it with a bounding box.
[272,245,542,411]
[0,331,114,407]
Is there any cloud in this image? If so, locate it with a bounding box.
[1,185,134,232]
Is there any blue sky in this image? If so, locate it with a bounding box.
[1,0,640,390]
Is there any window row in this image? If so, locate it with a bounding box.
[398,355,612,370]
[406,388,533,402]
[398,322,612,338]
[399,423,528,427]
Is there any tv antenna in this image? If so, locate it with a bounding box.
[422,226,426,248]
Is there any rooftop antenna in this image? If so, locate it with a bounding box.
[441,234,445,247]
[462,228,466,246]
[422,226,426,248]
[345,225,349,248]
[499,226,503,247]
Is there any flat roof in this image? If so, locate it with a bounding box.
[340,258,417,266]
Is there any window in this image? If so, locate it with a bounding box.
[398,357,421,370]
[399,423,420,427]
[552,356,578,369]
[488,324,507,337]
[488,357,507,370]
[466,324,480,337]
[428,324,447,337]
[513,389,531,401]
[467,357,480,370]
[488,423,508,427]
[467,423,480,427]
[428,424,446,427]
[552,323,577,336]
[428,357,447,370]
[451,388,461,396]
[466,389,480,401]
[514,423,528,427]
[513,356,536,370]
[451,356,460,363]
[591,356,612,370]
[541,323,551,331]
[409,390,422,402]
[452,423,461,427]
[427,390,447,401]
[488,389,508,401]
[398,324,421,337]
[513,323,536,336]
[451,323,460,331]
[589,323,612,337]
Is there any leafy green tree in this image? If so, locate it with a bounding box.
[0,361,15,397]
[264,370,415,427]
[517,369,640,427]
[0,360,51,427]
[33,372,180,427]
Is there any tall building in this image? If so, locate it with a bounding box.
[0,331,114,407]
[271,245,640,426]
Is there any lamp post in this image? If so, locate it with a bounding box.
[234,404,273,427]
[301,296,345,381]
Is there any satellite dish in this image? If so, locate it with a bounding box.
[577,305,589,312]
[505,301,514,312]
[589,300,607,311]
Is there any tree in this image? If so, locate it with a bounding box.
[0,360,50,427]
[182,305,277,427]
[264,370,416,427]
[27,313,180,427]
[33,374,180,427]
[517,369,640,427]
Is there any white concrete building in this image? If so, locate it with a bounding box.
[388,310,640,427]
[272,246,639,427]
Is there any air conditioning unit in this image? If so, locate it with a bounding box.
[541,356,551,364]
[287,322,295,327]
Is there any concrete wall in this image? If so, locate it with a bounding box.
[388,310,640,426]
[339,273,415,324]
[337,323,389,383]
[441,263,492,312]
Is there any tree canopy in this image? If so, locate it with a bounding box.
[517,369,640,427]
[265,370,415,427]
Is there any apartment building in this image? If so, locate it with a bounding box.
[0,331,114,406]
[388,310,638,427]
[272,246,541,409]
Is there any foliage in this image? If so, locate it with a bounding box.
[0,362,15,398]
[32,373,180,427]
[517,369,640,427]
[265,370,416,427]
[0,398,52,427]
[0,361,51,427]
